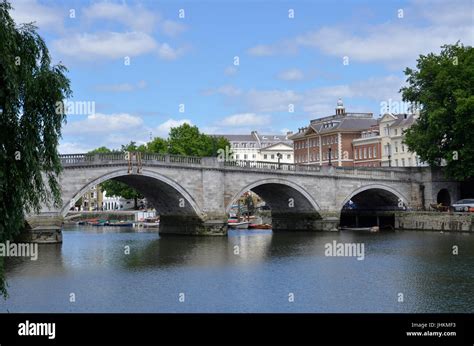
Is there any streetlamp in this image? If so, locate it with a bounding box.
[277,152,282,169]
[328,147,332,166]
[388,154,392,167]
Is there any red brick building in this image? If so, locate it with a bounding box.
[352,125,382,167]
[289,99,380,167]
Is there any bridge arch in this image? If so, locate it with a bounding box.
[226,178,321,214]
[60,168,202,217]
[340,183,409,210]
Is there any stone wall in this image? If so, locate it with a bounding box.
[395,211,474,232]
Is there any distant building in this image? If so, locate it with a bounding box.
[353,125,382,167]
[80,185,103,211]
[216,131,294,163]
[379,113,426,167]
[290,99,378,166]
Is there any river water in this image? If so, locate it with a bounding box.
[1,225,473,313]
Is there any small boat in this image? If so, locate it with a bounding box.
[340,227,372,231]
[249,224,272,229]
[106,221,134,227]
[228,221,250,229]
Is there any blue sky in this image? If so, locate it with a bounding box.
[9,0,474,153]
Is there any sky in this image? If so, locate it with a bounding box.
[8,0,474,153]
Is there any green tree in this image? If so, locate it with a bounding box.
[146,137,168,153]
[0,0,71,297]
[87,147,143,209]
[168,123,230,156]
[401,42,474,180]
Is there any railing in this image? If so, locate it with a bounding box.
[60,153,201,166]
[224,160,321,172]
[59,153,415,180]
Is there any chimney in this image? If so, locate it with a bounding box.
[286,131,293,136]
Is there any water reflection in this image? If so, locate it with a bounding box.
[1,226,473,313]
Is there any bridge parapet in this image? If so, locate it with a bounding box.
[60,154,417,181]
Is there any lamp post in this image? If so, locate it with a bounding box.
[388,154,392,167]
[328,147,332,166]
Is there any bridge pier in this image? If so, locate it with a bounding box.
[158,214,227,236]
[272,211,339,232]
[23,214,63,243]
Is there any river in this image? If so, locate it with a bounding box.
[1,225,473,313]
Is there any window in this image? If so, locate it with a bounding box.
[373,145,377,157]
[395,159,399,166]
[355,150,358,160]
[322,138,326,145]
[271,154,275,159]
[368,147,372,158]
[408,157,412,166]
[234,143,239,148]
[263,154,267,159]
[401,158,405,166]
[402,145,405,152]
[287,154,291,159]
[317,153,320,161]
[394,129,398,135]
[395,142,398,153]
[252,154,256,159]
[363,148,367,159]
[244,154,248,160]
[335,136,338,143]
[236,154,240,159]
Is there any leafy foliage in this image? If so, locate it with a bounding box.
[0,0,72,297]
[401,42,474,180]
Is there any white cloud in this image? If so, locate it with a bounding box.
[205,75,404,116]
[82,2,158,32]
[10,0,64,31]
[95,80,148,92]
[277,68,305,81]
[247,0,473,67]
[63,113,144,135]
[220,113,271,126]
[58,142,95,154]
[203,85,242,97]
[244,89,303,113]
[157,43,185,60]
[156,119,192,137]
[161,20,187,37]
[247,44,275,56]
[224,66,238,76]
[53,31,158,60]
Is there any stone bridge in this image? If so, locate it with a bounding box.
[27,153,460,238]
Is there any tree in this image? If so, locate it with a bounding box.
[168,123,230,156]
[401,42,474,180]
[87,147,143,209]
[0,0,71,297]
[146,137,168,153]
[101,180,143,209]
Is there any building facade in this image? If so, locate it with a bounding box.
[379,113,425,167]
[217,131,294,163]
[290,99,378,167]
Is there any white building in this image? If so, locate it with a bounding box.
[217,131,294,163]
[379,113,426,167]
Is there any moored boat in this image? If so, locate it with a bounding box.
[228,221,250,229]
